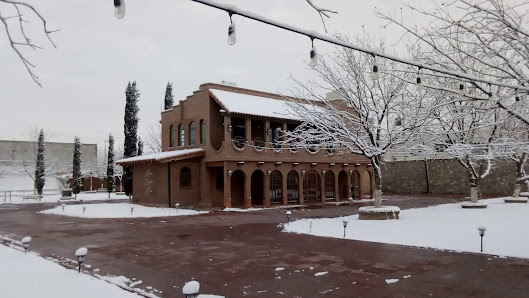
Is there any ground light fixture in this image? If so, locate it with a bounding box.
[130,207,134,215]
[286,210,292,222]
[175,203,180,214]
[477,226,486,252]
[114,0,126,19]
[62,204,65,212]
[75,247,88,273]
[183,280,200,298]
[82,207,86,214]
[342,220,349,238]
[21,236,31,253]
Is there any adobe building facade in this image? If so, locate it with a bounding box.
[118,83,374,209]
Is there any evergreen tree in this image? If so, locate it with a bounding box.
[72,136,82,199]
[137,137,143,156]
[123,81,140,196]
[164,82,174,110]
[34,129,45,196]
[106,134,115,198]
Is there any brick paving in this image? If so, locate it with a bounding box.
[1,194,528,297]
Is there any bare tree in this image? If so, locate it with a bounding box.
[377,0,529,125]
[0,0,57,86]
[282,36,440,209]
[143,123,162,153]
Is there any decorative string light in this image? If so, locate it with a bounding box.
[372,55,380,80]
[416,67,423,92]
[114,0,126,19]
[227,13,236,46]
[515,89,522,108]
[309,38,318,67]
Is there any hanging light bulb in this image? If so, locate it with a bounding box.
[309,39,318,67]
[488,93,497,103]
[372,65,380,80]
[227,14,236,46]
[458,82,465,96]
[416,67,423,92]
[515,89,522,108]
[114,0,126,19]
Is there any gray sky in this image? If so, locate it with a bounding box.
[0,0,430,155]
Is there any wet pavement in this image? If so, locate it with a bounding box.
[1,194,528,297]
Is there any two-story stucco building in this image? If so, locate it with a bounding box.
[117,83,374,208]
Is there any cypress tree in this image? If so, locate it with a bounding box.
[137,137,143,156]
[72,136,82,199]
[123,81,140,197]
[34,129,45,196]
[164,82,174,110]
[106,134,115,198]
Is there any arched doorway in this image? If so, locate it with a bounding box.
[231,170,245,207]
[287,171,299,203]
[324,171,335,200]
[269,170,282,204]
[251,170,265,206]
[351,171,361,200]
[304,171,321,203]
[338,171,348,200]
[362,170,373,199]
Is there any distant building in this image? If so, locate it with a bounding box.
[118,83,374,208]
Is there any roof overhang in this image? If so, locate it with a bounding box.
[116,148,205,166]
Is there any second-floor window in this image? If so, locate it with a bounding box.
[200,119,206,144]
[169,125,175,147]
[189,122,196,145]
[179,124,185,147]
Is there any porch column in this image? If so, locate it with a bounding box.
[334,171,339,202]
[358,170,363,200]
[321,172,326,203]
[281,122,287,149]
[264,170,271,207]
[244,170,252,208]
[245,118,252,145]
[224,115,231,147]
[198,162,212,208]
[224,167,232,208]
[282,171,288,205]
[265,120,271,148]
[299,171,305,204]
[346,171,352,200]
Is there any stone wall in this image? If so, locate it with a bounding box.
[382,159,529,196]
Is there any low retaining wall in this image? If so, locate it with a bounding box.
[381,159,528,196]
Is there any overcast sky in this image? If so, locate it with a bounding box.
[0,0,431,155]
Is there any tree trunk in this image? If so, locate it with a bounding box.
[513,158,526,197]
[470,176,479,203]
[372,158,383,208]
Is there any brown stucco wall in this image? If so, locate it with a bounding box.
[382,159,529,196]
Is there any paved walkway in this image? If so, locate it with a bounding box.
[1,194,528,297]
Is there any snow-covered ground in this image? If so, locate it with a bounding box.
[223,204,304,212]
[40,203,208,218]
[0,244,140,298]
[284,198,529,259]
[1,191,128,205]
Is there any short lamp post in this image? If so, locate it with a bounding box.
[342,220,349,238]
[182,280,200,298]
[21,236,31,253]
[478,226,486,252]
[82,207,86,214]
[75,247,88,273]
[130,207,134,215]
[175,203,180,214]
[62,204,66,212]
[286,211,292,223]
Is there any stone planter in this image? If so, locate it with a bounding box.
[461,201,487,209]
[504,197,528,203]
[358,206,400,220]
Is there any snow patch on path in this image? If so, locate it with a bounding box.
[385,279,400,284]
[40,203,207,218]
[314,271,328,277]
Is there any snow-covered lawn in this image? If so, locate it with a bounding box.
[0,244,139,298]
[284,198,529,259]
[1,191,128,205]
[40,203,208,218]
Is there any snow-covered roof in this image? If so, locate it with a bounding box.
[116,148,205,165]
[210,89,305,120]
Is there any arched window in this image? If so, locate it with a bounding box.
[325,171,335,199]
[179,124,185,147]
[200,120,206,144]
[287,171,299,203]
[270,171,282,204]
[169,125,175,147]
[189,122,196,145]
[180,167,191,187]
